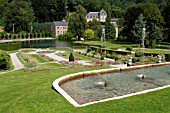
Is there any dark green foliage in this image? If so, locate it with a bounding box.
[2,0,34,33]
[149,23,163,41]
[126,47,133,51]
[105,4,116,39]
[123,3,163,41]
[150,40,157,48]
[0,42,21,51]
[0,50,11,70]
[68,5,87,40]
[100,55,104,60]
[131,14,146,44]
[111,53,119,61]
[135,51,143,57]
[132,57,137,63]
[165,54,170,61]
[33,22,52,33]
[69,53,74,62]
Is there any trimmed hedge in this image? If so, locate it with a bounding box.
[0,43,21,51]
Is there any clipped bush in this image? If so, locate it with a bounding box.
[69,53,74,62]
[135,51,143,57]
[126,47,133,51]
[132,57,137,63]
[100,55,104,60]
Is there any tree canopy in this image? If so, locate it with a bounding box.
[2,0,35,33]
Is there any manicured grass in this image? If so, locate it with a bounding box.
[134,48,170,54]
[28,54,48,63]
[0,67,170,113]
[74,41,170,54]
[38,63,64,69]
[73,41,138,49]
[57,51,94,61]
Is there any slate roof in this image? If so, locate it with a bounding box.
[53,21,68,26]
[100,9,107,16]
[86,12,99,18]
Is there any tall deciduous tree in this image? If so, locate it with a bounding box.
[163,0,170,42]
[30,0,51,22]
[3,0,35,33]
[123,2,163,41]
[68,5,87,40]
[83,29,94,40]
[88,19,101,39]
[131,14,146,44]
[50,0,66,21]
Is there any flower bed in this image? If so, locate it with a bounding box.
[18,51,38,68]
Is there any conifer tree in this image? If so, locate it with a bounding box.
[105,4,116,39]
[131,14,146,44]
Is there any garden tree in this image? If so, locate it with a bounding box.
[0,50,11,70]
[68,5,87,40]
[2,0,35,33]
[87,19,101,39]
[30,0,51,22]
[0,0,8,17]
[163,0,170,42]
[131,14,146,44]
[66,0,78,12]
[58,32,74,40]
[69,53,74,62]
[50,0,66,21]
[83,29,94,40]
[105,4,116,39]
[83,0,101,12]
[111,4,124,18]
[123,2,163,41]
[149,23,163,41]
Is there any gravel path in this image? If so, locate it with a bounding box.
[10,53,24,70]
[45,53,68,61]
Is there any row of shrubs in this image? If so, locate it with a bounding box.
[0,50,11,70]
[0,32,52,40]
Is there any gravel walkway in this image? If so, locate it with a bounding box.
[10,53,24,70]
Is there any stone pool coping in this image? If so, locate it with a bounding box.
[52,62,170,107]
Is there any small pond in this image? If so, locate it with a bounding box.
[60,65,170,105]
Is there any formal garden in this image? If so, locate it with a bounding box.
[0,0,170,112]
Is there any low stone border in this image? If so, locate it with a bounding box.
[52,62,170,107]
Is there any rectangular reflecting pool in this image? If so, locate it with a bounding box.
[60,65,170,105]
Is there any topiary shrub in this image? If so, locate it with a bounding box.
[165,54,170,61]
[100,55,104,60]
[69,53,74,62]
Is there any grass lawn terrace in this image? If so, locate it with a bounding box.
[0,66,170,113]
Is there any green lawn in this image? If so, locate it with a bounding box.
[74,41,170,54]
[38,63,64,69]
[0,67,170,113]
[73,41,137,49]
[56,51,94,61]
